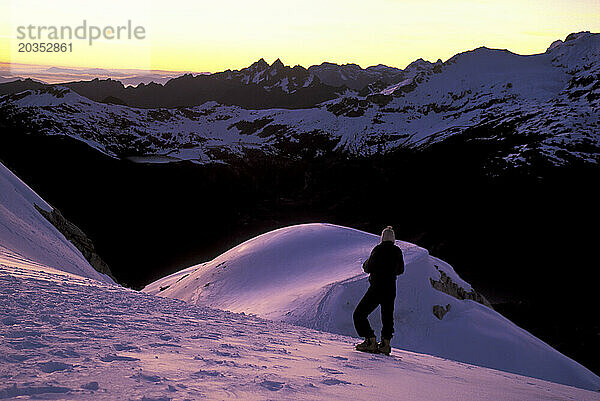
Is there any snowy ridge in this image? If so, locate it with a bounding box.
[1,160,600,399]
[1,32,598,169]
[0,162,113,283]
[221,58,320,94]
[144,223,600,391]
[2,256,600,399]
[307,62,405,91]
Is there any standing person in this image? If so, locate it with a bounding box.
[353,226,404,355]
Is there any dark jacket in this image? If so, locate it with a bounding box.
[362,241,404,285]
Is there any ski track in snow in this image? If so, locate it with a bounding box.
[1,261,599,401]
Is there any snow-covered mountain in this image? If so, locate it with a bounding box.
[220,58,319,93]
[143,223,600,391]
[3,154,599,400]
[0,161,114,283]
[1,32,598,170]
[307,62,405,91]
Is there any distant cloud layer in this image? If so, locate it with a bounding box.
[0,62,207,86]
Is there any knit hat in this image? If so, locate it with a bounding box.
[381,226,395,243]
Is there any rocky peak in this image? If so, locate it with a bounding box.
[404,58,435,72]
[249,58,269,72]
[546,39,564,52]
[270,58,284,69]
[366,64,392,71]
[268,58,285,76]
[547,32,594,53]
[565,31,591,42]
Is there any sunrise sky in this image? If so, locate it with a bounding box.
[1,0,599,74]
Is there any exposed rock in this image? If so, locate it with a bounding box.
[326,97,370,117]
[228,118,274,136]
[34,204,116,282]
[565,31,591,42]
[430,265,492,308]
[433,304,451,320]
[101,96,127,106]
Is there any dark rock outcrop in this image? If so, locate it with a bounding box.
[433,304,451,320]
[430,265,492,308]
[34,204,116,282]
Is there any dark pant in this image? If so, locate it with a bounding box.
[353,284,396,340]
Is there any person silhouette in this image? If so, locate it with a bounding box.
[353,226,404,355]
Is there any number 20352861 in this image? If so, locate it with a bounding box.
[18,42,73,52]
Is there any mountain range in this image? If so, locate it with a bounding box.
[0,31,598,173]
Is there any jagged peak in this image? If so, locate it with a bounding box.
[405,58,435,71]
[248,58,269,71]
[367,63,389,69]
[365,64,399,72]
[270,58,284,68]
[308,61,363,71]
[546,31,597,53]
[313,61,339,67]
[565,31,592,42]
[546,39,564,52]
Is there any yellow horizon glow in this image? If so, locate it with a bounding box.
[0,0,599,73]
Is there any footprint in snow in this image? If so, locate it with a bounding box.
[158,333,175,341]
[319,366,344,375]
[148,342,181,348]
[49,348,80,358]
[113,343,140,352]
[191,369,222,378]
[81,381,99,391]
[1,316,18,325]
[0,385,72,398]
[190,333,221,340]
[321,378,351,386]
[99,353,140,362]
[259,380,285,391]
[38,361,72,373]
[131,372,162,383]
[131,396,170,401]
[212,349,240,358]
[7,339,47,350]
[1,353,33,363]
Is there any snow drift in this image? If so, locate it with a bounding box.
[144,223,600,391]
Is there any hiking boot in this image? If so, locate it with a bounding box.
[356,337,377,353]
[378,338,391,355]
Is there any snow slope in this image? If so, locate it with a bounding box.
[144,223,600,391]
[1,159,599,399]
[0,161,113,283]
[2,258,600,400]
